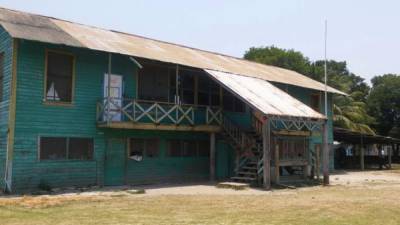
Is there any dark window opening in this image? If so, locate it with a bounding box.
[310,93,320,112]
[40,137,93,160]
[46,51,74,102]
[129,138,159,159]
[223,90,245,113]
[198,75,220,106]
[167,139,210,157]
[69,138,94,160]
[138,65,169,102]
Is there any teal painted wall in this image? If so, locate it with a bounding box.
[11,40,138,192]
[9,39,335,192]
[0,26,13,189]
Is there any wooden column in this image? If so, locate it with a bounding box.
[274,142,280,185]
[322,122,329,185]
[263,119,271,189]
[360,145,365,170]
[378,145,383,170]
[388,144,392,169]
[315,144,320,180]
[210,132,216,181]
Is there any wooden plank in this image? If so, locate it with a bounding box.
[210,132,216,181]
[263,119,271,190]
[272,130,311,136]
[279,159,308,167]
[5,39,18,192]
[388,144,392,169]
[98,122,222,133]
[274,142,280,184]
[322,122,329,185]
[360,145,365,170]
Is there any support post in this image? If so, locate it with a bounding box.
[322,122,329,185]
[274,142,280,185]
[360,145,365,170]
[106,53,112,125]
[263,119,271,189]
[210,132,216,181]
[378,145,383,170]
[388,144,392,169]
[316,144,320,180]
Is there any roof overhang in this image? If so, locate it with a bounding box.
[204,69,327,121]
[0,7,347,96]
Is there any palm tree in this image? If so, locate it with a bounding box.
[333,92,375,135]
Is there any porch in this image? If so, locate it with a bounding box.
[96,98,223,132]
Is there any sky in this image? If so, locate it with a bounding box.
[0,0,399,84]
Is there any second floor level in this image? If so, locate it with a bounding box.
[0,36,333,133]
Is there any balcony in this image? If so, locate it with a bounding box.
[96,98,223,132]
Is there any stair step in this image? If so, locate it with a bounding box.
[231,176,257,181]
[238,171,257,176]
[242,166,257,170]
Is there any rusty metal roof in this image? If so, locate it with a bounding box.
[205,69,326,119]
[0,7,346,95]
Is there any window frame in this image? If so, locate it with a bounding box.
[167,139,210,157]
[38,136,94,162]
[43,49,76,106]
[127,138,160,159]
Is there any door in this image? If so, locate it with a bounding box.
[103,74,123,121]
[104,138,126,186]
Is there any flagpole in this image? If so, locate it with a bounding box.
[324,20,328,117]
[322,19,330,185]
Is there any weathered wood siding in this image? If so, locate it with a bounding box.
[0,26,13,189]
[11,40,137,192]
[9,39,335,192]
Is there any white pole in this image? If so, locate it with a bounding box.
[324,20,328,117]
[322,20,330,185]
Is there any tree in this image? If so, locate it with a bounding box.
[244,46,375,134]
[244,46,311,76]
[367,74,400,136]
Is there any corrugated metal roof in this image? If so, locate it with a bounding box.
[205,69,326,119]
[0,7,346,95]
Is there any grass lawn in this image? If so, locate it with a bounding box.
[1,170,400,224]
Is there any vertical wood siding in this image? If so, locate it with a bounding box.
[9,39,334,192]
[0,26,13,189]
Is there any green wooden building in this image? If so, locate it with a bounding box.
[0,8,345,193]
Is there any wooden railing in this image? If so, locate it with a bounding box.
[97,98,223,126]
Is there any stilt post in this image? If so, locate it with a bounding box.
[210,132,216,181]
[322,122,329,185]
[263,119,271,189]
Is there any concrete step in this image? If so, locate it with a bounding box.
[217,182,249,190]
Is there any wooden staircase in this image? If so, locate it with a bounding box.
[220,115,265,185]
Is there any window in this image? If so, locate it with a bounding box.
[69,138,94,160]
[138,66,169,102]
[39,137,93,160]
[198,75,220,106]
[310,93,321,112]
[45,51,74,102]
[167,139,210,157]
[129,138,159,159]
[223,90,245,113]
[0,53,4,102]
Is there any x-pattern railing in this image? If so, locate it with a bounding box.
[97,98,223,127]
